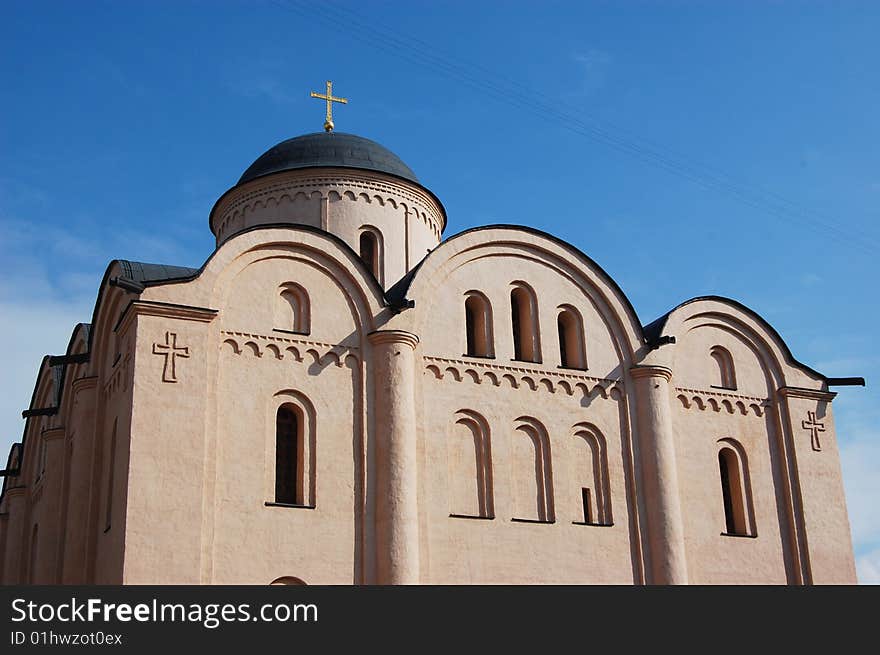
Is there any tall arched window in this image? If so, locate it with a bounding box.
[270,393,316,508]
[573,423,611,525]
[277,283,310,334]
[275,404,303,505]
[448,410,494,518]
[359,227,383,283]
[717,440,755,536]
[710,346,737,390]
[464,292,494,357]
[557,305,587,369]
[511,417,554,523]
[510,283,541,363]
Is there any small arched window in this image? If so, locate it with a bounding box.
[510,283,541,363]
[270,576,307,585]
[557,306,587,370]
[710,346,737,390]
[717,441,755,536]
[275,404,303,505]
[464,292,494,358]
[277,283,310,334]
[359,228,383,283]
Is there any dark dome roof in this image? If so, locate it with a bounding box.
[237,132,420,186]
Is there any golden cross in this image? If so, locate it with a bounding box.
[310,80,348,132]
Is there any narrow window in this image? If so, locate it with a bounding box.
[511,292,523,360]
[581,488,593,524]
[275,405,302,505]
[557,306,587,369]
[464,293,494,357]
[710,346,737,390]
[512,418,554,522]
[719,447,747,535]
[449,410,494,518]
[104,418,118,531]
[510,284,540,363]
[278,283,310,334]
[573,424,612,525]
[35,438,47,483]
[359,228,382,282]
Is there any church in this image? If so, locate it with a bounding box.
[0,86,861,584]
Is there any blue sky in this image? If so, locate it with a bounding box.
[1,1,877,581]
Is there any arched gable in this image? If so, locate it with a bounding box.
[138,225,388,343]
[648,296,826,396]
[18,357,55,475]
[56,323,92,410]
[395,226,644,368]
[0,443,23,499]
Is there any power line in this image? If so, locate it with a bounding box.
[274,0,878,255]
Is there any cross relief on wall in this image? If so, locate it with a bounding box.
[801,410,826,452]
[152,331,190,383]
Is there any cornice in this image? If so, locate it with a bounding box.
[675,385,769,403]
[424,355,617,386]
[777,386,837,402]
[116,300,218,335]
[221,329,354,353]
[213,168,445,240]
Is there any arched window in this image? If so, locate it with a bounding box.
[710,346,737,390]
[557,306,587,369]
[448,410,494,518]
[464,292,494,358]
[277,283,310,334]
[359,227,383,283]
[270,393,316,508]
[275,404,304,505]
[35,437,47,483]
[511,417,554,523]
[717,440,755,536]
[270,576,307,585]
[510,283,541,363]
[573,423,611,525]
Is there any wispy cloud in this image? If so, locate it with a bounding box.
[857,548,880,584]
[571,49,612,95]
[223,53,306,107]
[0,299,92,455]
[237,76,302,106]
[801,272,822,288]
[840,428,880,549]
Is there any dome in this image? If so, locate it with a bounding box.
[237,132,420,186]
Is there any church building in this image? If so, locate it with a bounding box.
[0,89,861,584]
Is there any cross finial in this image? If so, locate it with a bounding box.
[310,80,348,132]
